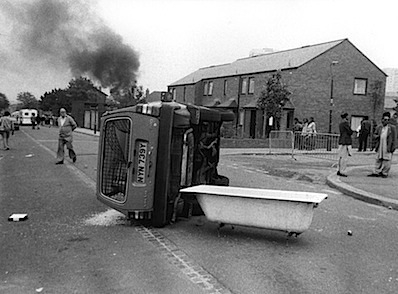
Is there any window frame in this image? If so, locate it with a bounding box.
[203,82,208,96]
[241,78,248,95]
[248,77,255,94]
[223,79,228,96]
[351,115,366,132]
[353,78,368,95]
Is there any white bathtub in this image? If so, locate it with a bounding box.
[179,185,327,235]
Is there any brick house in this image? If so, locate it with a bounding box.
[168,39,386,138]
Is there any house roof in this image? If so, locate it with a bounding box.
[169,39,347,86]
[217,98,237,108]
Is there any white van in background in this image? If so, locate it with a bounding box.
[19,109,38,125]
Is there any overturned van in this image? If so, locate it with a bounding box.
[97,100,234,227]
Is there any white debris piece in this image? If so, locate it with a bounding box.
[25,154,34,158]
[8,214,28,221]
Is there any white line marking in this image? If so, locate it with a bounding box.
[347,215,376,221]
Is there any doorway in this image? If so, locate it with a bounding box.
[250,110,257,138]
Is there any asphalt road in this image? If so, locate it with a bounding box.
[0,127,205,294]
[1,126,398,294]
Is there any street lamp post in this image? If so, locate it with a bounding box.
[327,61,338,151]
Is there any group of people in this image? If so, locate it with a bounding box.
[337,112,397,178]
[0,108,78,164]
[31,114,57,129]
[293,117,317,150]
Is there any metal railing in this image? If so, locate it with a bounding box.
[269,131,340,162]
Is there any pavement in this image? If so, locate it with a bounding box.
[73,127,398,211]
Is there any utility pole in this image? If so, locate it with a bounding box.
[327,61,339,151]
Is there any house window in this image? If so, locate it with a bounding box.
[241,78,248,94]
[204,82,208,96]
[223,80,228,95]
[172,88,176,101]
[183,87,186,102]
[208,81,213,96]
[248,77,255,94]
[354,78,367,95]
[351,115,366,132]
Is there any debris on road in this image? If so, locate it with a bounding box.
[347,230,353,236]
[8,213,28,221]
[25,154,34,158]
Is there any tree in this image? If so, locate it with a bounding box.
[17,92,38,109]
[0,92,10,111]
[66,77,103,103]
[39,77,105,113]
[257,72,291,136]
[369,80,384,120]
[40,88,67,112]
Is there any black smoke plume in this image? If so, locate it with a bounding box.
[2,0,140,92]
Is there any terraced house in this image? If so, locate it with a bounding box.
[168,39,386,138]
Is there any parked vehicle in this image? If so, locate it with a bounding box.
[19,109,38,125]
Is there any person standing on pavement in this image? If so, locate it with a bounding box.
[337,113,353,177]
[358,117,371,152]
[307,117,317,150]
[35,113,41,130]
[389,112,398,149]
[301,118,309,150]
[0,111,15,150]
[31,113,37,129]
[56,108,77,164]
[368,112,396,178]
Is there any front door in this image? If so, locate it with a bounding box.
[250,110,257,138]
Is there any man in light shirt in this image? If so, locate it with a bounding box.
[56,108,77,164]
[368,112,396,178]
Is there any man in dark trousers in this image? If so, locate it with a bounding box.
[368,112,397,178]
[358,117,371,151]
[337,113,353,177]
[56,108,77,164]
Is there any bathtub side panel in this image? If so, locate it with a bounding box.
[196,194,315,233]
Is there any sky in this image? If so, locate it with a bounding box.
[1,0,398,103]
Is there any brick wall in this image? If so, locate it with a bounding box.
[170,40,386,137]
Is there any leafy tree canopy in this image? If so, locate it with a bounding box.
[39,77,104,113]
[0,92,10,111]
[369,80,384,120]
[39,76,146,113]
[17,92,39,109]
[257,72,291,129]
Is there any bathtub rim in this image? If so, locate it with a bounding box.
[180,185,328,204]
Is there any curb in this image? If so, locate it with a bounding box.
[326,167,398,211]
